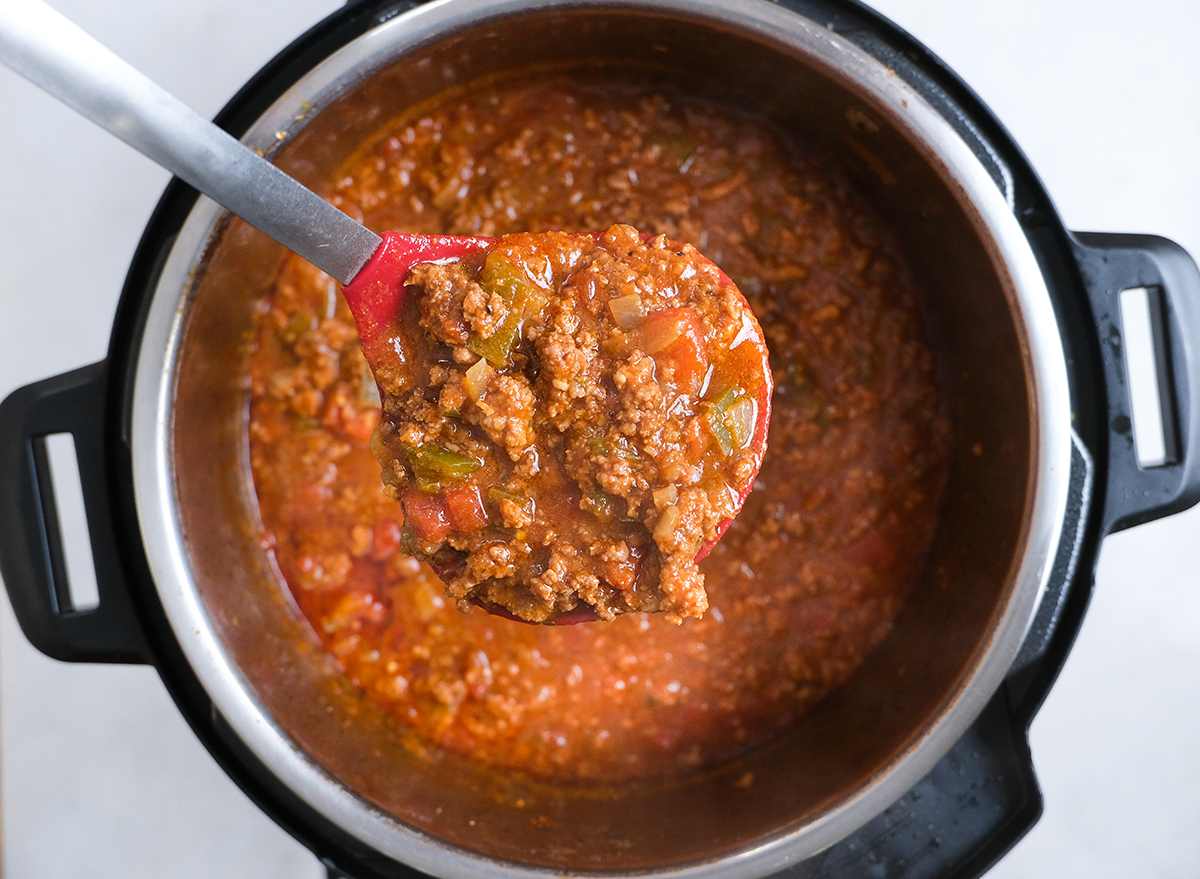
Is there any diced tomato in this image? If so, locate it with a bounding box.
[286,481,333,530]
[320,386,381,442]
[401,487,452,543]
[371,520,403,560]
[343,407,380,441]
[322,399,380,442]
[445,484,489,532]
[634,307,708,396]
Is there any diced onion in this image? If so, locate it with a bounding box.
[726,397,757,450]
[608,293,647,330]
[654,504,680,544]
[464,358,493,401]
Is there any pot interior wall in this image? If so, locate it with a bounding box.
[171,6,1032,871]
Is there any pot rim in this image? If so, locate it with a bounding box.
[129,0,1073,875]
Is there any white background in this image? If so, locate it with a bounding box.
[1,0,1198,876]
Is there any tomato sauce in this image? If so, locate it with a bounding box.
[247,71,950,782]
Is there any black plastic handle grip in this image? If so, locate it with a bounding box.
[0,361,150,663]
[1072,232,1200,534]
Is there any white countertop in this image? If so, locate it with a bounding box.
[1,0,1197,876]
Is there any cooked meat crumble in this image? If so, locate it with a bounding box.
[368,224,770,623]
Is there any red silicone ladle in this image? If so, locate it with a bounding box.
[340,230,772,562]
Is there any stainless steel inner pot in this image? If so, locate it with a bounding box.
[128,0,1072,875]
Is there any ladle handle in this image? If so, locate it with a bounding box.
[0,0,380,284]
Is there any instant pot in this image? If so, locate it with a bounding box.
[2,1,1198,877]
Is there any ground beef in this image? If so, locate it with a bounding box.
[366,224,770,623]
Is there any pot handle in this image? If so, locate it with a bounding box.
[0,362,151,663]
[1072,232,1200,534]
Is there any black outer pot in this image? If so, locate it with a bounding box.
[1,1,1199,877]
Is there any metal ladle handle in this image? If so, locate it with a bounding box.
[0,0,381,284]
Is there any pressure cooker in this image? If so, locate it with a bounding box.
[1,1,1198,877]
